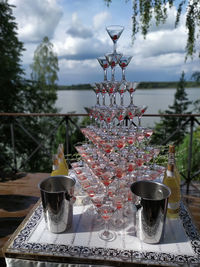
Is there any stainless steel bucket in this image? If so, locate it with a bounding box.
[38,175,76,233]
[130,180,171,244]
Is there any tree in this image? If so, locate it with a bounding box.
[0,2,60,176]
[0,1,24,112]
[104,0,200,59]
[191,71,200,82]
[151,71,192,145]
[30,36,59,90]
[176,127,200,181]
[0,1,25,176]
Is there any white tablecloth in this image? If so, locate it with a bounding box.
[4,199,200,267]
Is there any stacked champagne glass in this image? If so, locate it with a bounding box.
[72,25,165,242]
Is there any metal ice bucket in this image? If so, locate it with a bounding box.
[130,180,171,244]
[38,175,76,233]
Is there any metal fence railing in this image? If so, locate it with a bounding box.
[0,113,200,194]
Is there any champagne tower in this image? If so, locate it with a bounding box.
[71,25,165,241]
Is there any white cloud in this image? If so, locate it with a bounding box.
[9,0,63,42]
[66,13,93,39]
[93,11,111,29]
[54,34,108,61]
[53,12,111,61]
[149,5,184,32]
[120,5,188,78]
[7,0,200,84]
[133,26,186,58]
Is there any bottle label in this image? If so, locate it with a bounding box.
[168,151,175,162]
[167,170,174,177]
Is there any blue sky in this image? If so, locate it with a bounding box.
[9,0,199,85]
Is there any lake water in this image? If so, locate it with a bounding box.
[56,88,200,127]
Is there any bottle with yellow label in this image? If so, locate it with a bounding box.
[163,145,181,218]
[51,144,68,176]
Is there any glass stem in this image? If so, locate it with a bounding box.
[109,94,113,106]
[104,69,107,81]
[111,67,115,81]
[122,68,126,81]
[138,116,141,127]
[103,220,109,236]
[113,93,117,105]
[128,172,133,185]
[102,93,105,106]
[130,93,133,105]
[96,93,100,106]
[120,94,124,106]
[113,42,117,54]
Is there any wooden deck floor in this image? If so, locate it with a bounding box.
[0,173,200,261]
[0,173,50,258]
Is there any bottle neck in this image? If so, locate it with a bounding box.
[167,151,175,177]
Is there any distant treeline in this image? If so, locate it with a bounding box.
[139,81,200,89]
[58,84,92,90]
[58,81,200,90]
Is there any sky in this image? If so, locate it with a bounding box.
[8,0,200,85]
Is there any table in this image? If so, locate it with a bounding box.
[3,195,200,267]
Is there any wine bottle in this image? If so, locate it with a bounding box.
[51,144,68,176]
[163,145,181,218]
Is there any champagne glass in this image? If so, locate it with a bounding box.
[126,155,137,185]
[106,25,124,53]
[91,83,101,107]
[119,55,133,81]
[126,82,139,127]
[118,82,127,106]
[97,57,109,81]
[112,194,125,228]
[98,200,116,241]
[127,82,139,107]
[111,81,121,107]
[105,53,122,81]
[116,106,127,127]
[100,82,107,106]
[136,105,148,127]
[102,81,113,106]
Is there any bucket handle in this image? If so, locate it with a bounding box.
[65,192,76,203]
[135,197,142,210]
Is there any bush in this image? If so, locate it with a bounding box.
[176,127,200,181]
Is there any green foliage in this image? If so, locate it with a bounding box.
[58,84,92,90]
[24,36,61,172]
[185,0,200,59]
[0,2,24,113]
[191,71,200,83]
[0,2,61,175]
[53,116,91,157]
[151,71,192,145]
[176,127,200,181]
[1,79,60,173]
[139,81,200,89]
[0,1,25,174]
[104,0,200,58]
[30,36,59,89]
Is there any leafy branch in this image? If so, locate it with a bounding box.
[104,0,200,59]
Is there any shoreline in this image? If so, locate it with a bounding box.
[58,82,200,91]
[57,86,200,91]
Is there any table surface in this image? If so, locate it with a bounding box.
[3,193,200,267]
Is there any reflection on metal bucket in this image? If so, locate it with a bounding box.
[130,180,171,244]
[38,175,76,233]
